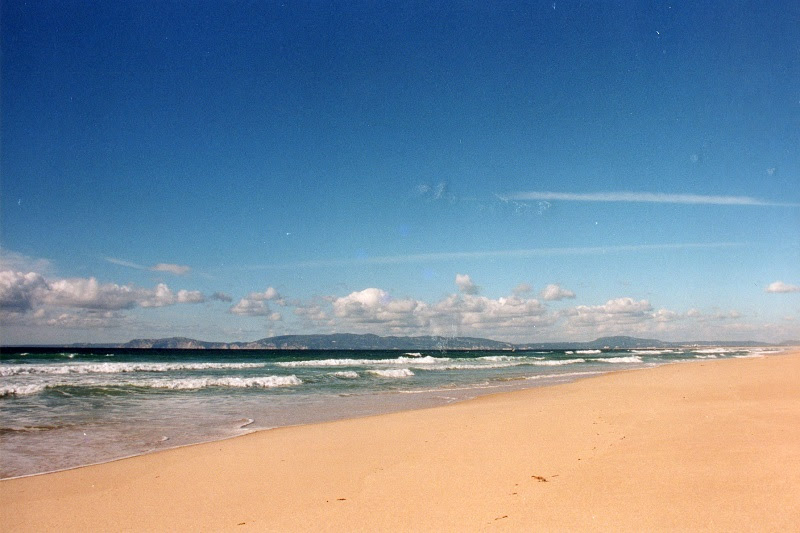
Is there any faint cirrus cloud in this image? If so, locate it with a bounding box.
[502,191,799,207]
[105,257,191,275]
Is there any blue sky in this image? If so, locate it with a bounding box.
[2,1,798,344]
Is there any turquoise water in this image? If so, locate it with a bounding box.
[0,346,779,478]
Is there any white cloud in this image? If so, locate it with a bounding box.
[0,270,206,314]
[247,287,281,301]
[0,271,48,311]
[539,284,575,301]
[431,293,552,332]
[331,289,429,330]
[653,308,680,322]
[306,282,556,337]
[46,277,141,310]
[504,191,797,207]
[455,274,479,294]
[765,281,800,293]
[563,297,653,328]
[177,290,205,304]
[229,298,274,316]
[229,288,283,315]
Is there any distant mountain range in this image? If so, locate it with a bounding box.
[41,333,795,350]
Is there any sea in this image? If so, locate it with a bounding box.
[0,345,782,479]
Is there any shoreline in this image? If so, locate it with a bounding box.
[0,366,612,481]
[0,350,771,481]
[3,351,798,531]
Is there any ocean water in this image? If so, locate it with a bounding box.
[0,346,780,478]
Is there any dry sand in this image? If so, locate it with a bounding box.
[2,351,799,531]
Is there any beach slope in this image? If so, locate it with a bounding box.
[2,352,799,531]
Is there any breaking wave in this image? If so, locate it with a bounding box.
[368,369,414,378]
[0,375,302,397]
[532,358,585,366]
[0,362,268,377]
[277,356,447,368]
[330,371,359,379]
[595,356,643,364]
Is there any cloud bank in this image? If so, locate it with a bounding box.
[1,271,206,312]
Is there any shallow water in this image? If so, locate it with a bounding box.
[0,346,779,478]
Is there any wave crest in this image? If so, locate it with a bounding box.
[368,369,414,378]
[0,362,268,377]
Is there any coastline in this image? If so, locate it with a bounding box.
[2,351,798,531]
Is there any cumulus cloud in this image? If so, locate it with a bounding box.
[229,298,275,317]
[431,293,552,332]
[229,287,284,315]
[563,297,653,328]
[294,304,330,322]
[177,290,205,304]
[765,281,800,293]
[45,277,142,310]
[226,279,773,342]
[0,270,206,313]
[0,271,48,311]
[539,284,576,301]
[311,282,556,336]
[455,274,479,294]
[331,288,429,330]
[247,287,281,301]
[653,308,681,322]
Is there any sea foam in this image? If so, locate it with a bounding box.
[277,356,446,368]
[330,371,359,379]
[532,358,585,366]
[0,375,302,396]
[368,369,414,378]
[0,362,268,377]
[595,356,643,364]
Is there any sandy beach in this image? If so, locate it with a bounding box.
[2,351,798,531]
